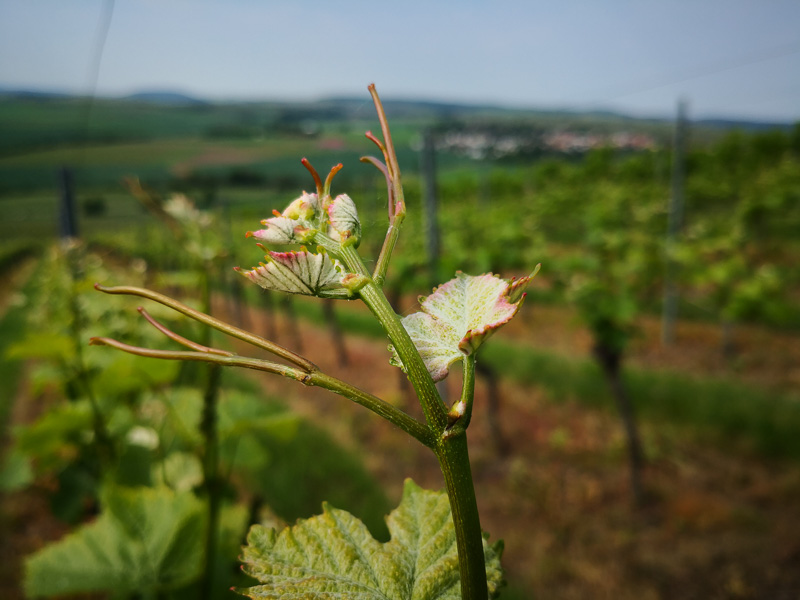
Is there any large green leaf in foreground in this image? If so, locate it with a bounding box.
[25,486,205,597]
[238,479,504,599]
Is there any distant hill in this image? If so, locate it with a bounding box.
[0,86,793,131]
[123,91,209,106]
[0,86,74,100]
[319,95,795,132]
[0,86,794,161]
[692,118,794,131]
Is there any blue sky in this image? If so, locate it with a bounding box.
[1,0,799,121]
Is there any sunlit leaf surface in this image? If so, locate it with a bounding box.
[392,271,535,381]
[238,479,504,599]
[239,250,348,297]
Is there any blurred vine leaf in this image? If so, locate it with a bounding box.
[237,478,504,599]
[92,352,179,396]
[24,486,206,598]
[4,333,76,362]
[151,451,204,492]
[218,389,301,443]
[16,400,94,472]
[0,448,33,492]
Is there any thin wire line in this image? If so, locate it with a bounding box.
[80,0,116,147]
[602,39,800,102]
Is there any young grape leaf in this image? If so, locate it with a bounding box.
[281,191,320,221]
[391,270,537,381]
[248,216,315,245]
[24,486,206,597]
[327,193,361,244]
[237,250,352,298]
[237,478,504,599]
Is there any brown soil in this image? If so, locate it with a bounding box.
[170,146,262,178]
[0,258,36,318]
[501,301,800,394]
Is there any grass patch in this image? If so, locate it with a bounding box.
[481,340,800,460]
[0,259,39,430]
[0,306,28,427]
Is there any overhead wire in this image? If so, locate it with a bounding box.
[599,39,800,107]
[80,0,116,148]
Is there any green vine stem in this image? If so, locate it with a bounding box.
[331,243,448,432]
[363,84,406,288]
[436,430,487,598]
[66,247,115,470]
[200,362,222,600]
[307,370,435,448]
[364,281,488,600]
[199,265,222,600]
[94,85,495,599]
[371,200,405,288]
[329,88,490,598]
[447,354,476,434]
[333,243,489,600]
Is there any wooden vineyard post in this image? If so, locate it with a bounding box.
[419,128,449,402]
[662,98,688,345]
[420,128,441,288]
[58,167,79,240]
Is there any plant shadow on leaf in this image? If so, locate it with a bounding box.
[218,389,392,541]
